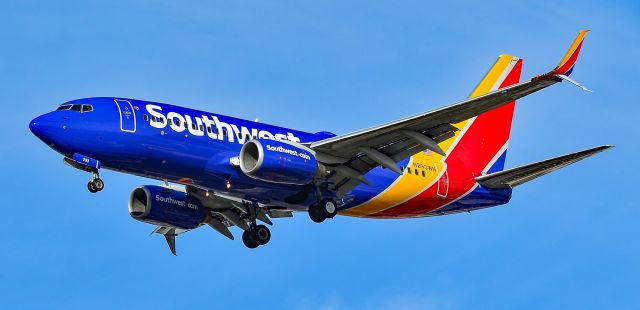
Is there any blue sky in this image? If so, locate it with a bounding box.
[1,0,639,309]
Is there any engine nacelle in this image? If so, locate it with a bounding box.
[128,185,205,229]
[239,139,318,185]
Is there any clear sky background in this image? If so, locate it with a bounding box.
[1,0,638,309]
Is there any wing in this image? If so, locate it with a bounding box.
[475,145,612,188]
[310,30,590,196]
[151,185,294,255]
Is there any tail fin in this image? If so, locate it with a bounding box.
[453,54,522,173]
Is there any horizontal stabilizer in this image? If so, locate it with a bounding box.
[476,145,612,188]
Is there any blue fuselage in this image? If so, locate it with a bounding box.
[29,97,510,215]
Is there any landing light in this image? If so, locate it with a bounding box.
[226,181,232,189]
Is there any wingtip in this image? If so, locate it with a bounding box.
[553,30,590,76]
[592,145,614,153]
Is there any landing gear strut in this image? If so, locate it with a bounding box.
[241,201,272,249]
[308,198,338,223]
[87,172,104,193]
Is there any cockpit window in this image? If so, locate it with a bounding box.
[56,105,72,111]
[58,104,94,113]
[81,104,93,112]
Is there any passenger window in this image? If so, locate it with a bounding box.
[207,126,212,134]
[168,119,173,125]
[81,105,93,112]
[407,168,411,174]
[183,121,187,128]
[143,114,149,121]
[152,116,157,122]
[199,125,204,131]
[422,171,426,177]
[414,169,419,176]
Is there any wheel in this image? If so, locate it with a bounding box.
[320,199,338,218]
[255,225,271,245]
[91,178,104,192]
[242,229,260,249]
[308,204,326,223]
[87,181,98,193]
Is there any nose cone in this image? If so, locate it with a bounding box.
[29,113,61,146]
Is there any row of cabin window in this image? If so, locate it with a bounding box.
[400,166,429,178]
[143,114,231,136]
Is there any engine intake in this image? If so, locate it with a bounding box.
[128,186,205,229]
[239,139,318,185]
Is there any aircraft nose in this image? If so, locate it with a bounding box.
[29,113,60,144]
[29,116,41,135]
[30,114,47,137]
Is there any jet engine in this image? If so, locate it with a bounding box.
[239,139,318,185]
[128,185,205,229]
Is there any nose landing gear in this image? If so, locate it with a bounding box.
[63,155,105,193]
[87,173,104,193]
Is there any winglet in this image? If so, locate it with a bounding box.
[164,233,177,256]
[535,30,591,91]
[552,30,590,76]
[151,226,178,255]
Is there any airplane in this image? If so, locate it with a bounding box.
[29,30,611,254]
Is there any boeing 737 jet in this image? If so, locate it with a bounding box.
[30,31,610,254]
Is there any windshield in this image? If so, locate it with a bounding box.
[56,105,72,111]
[57,104,93,113]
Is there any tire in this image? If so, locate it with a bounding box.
[92,178,104,191]
[320,199,338,218]
[308,204,326,223]
[255,225,271,245]
[242,229,260,249]
[87,181,98,193]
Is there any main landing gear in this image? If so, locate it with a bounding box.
[241,201,272,249]
[308,198,338,223]
[242,224,271,249]
[87,172,104,193]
